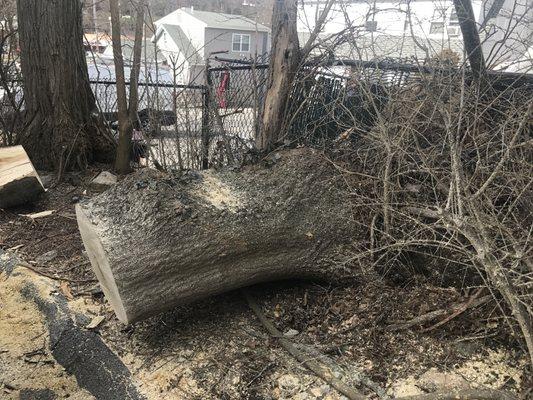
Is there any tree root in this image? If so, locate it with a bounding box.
[242,289,373,400]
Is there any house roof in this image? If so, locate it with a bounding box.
[157,8,270,33]
[100,38,164,65]
[161,24,204,66]
[300,32,464,62]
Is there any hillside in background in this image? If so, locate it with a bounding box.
[82,0,274,36]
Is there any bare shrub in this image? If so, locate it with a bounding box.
[0,2,23,146]
[337,66,533,365]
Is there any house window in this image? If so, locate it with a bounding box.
[430,22,445,34]
[449,10,459,25]
[232,33,251,52]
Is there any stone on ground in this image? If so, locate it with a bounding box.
[90,171,117,191]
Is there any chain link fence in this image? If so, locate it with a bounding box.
[3,58,530,171]
[205,59,269,167]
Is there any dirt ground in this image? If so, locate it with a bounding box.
[0,168,531,399]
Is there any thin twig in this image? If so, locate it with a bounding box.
[21,264,97,284]
[388,294,492,331]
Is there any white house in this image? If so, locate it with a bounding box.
[298,0,532,71]
[152,7,271,84]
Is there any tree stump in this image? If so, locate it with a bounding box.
[76,149,360,323]
[0,146,45,208]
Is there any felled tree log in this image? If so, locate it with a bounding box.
[76,149,360,323]
[0,145,45,208]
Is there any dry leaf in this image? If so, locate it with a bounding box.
[86,315,105,330]
[59,281,74,300]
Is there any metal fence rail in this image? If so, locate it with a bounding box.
[3,58,530,170]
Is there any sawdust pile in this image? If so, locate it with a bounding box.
[0,268,94,399]
[194,171,243,212]
[388,348,527,397]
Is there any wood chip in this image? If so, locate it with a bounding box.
[86,315,105,330]
[20,210,56,219]
[59,281,74,300]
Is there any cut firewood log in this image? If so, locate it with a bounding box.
[76,148,361,324]
[0,145,45,208]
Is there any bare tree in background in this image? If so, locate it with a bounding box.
[453,0,486,82]
[110,0,146,174]
[256,0,300,151]
[0,0,23,146]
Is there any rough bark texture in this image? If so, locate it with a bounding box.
[256,0,300,150]
[76,148,359,324]
[109,0,133,175]
[0,145,44,208]
[16,0,114,172]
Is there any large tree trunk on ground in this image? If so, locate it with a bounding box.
[16,0,114,172]
[76,149,359,324]
[0,145,44,208]
[256,0,300,150]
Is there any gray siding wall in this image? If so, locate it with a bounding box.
[204,28,271,67]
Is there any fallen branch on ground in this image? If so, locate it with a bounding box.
[20,263,97,284]
[420,289,486,332]
[242,288,377,400]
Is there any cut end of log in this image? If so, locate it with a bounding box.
[75,203,128,323]
[0,145,45,208]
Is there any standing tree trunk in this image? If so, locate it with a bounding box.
[453,0,486,83]
[256,0,300,151]
[110,0,145,175]
[109,0,132,175]
[16,0,114,172]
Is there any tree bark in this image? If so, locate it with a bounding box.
[111,0,146,175]
[109,0,132,175]
[76,148,360,323]
[128,0,145,122]
[0,145,44,208]
[16,0,114,172]
[453,0,486,83]
[256,0,300,151]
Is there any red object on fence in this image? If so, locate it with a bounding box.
[217,71,230,108]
